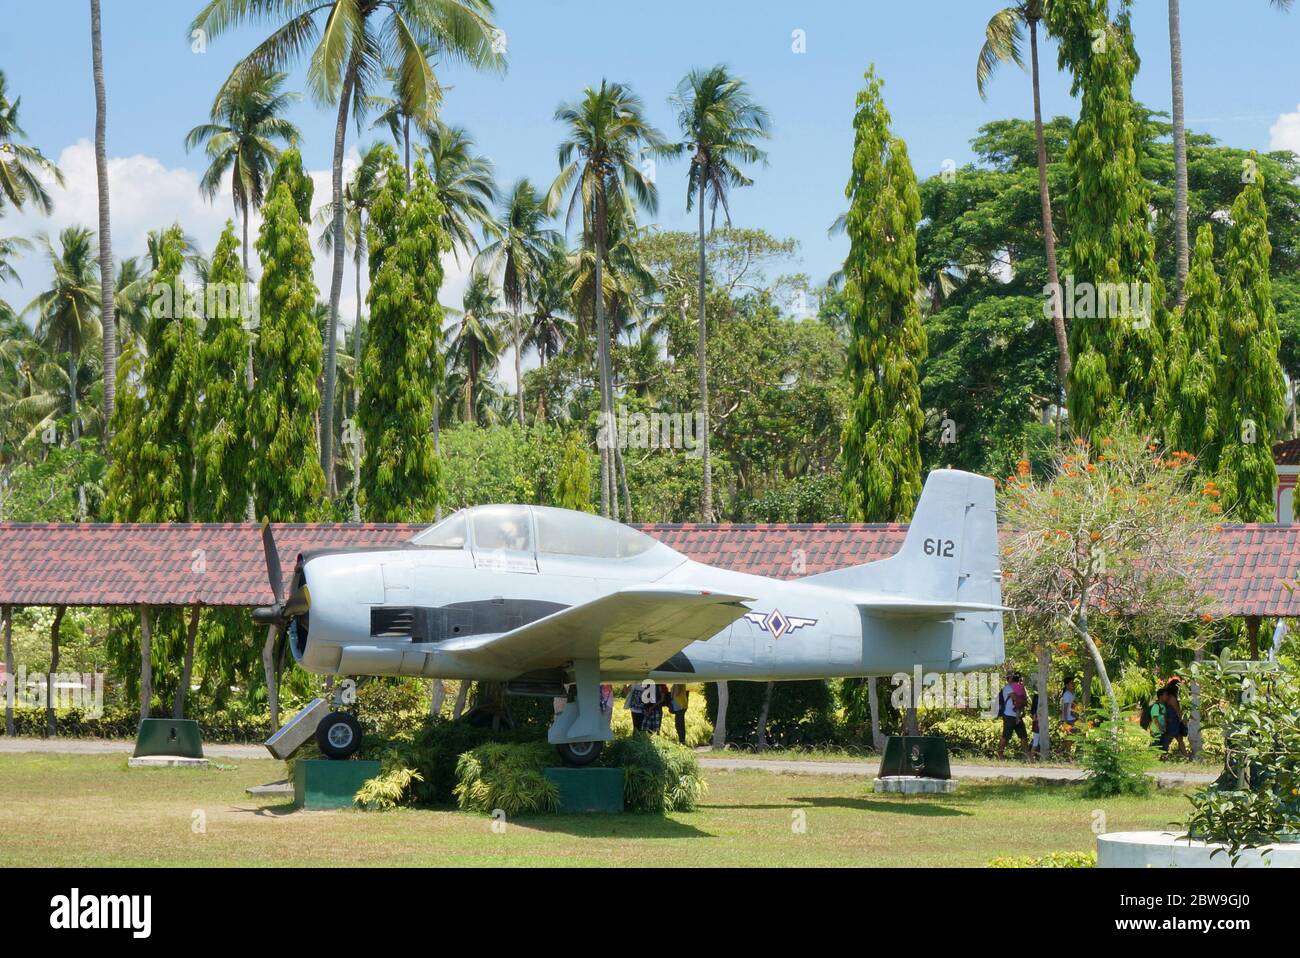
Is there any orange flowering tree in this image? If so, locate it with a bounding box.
[999,426,1221,723]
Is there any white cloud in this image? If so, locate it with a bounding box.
[1269,104,1300,158]
[0,142,476,341]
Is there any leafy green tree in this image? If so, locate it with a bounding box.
[249,160,325,521]
[1047,1,1166,439]
[359,160,446,521]
[193,0,505,499]
[1216,168,1286,522]
[838,67,926,523]
[666,65,771,521]
[554,432,594,512]
[103,333,147,522]
[1166,224,1222,465]
[193,222,253,521]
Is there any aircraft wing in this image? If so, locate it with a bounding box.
[439,586,753,675]
[858,597,1011,618]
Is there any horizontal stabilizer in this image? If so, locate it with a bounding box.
[857,597,1011,618]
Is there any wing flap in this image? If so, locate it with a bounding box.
[452,587,752,675]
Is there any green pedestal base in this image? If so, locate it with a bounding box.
[544,767,625,813]
[294,759,380,810]
[878,735,952,779]
[133,718,204,759]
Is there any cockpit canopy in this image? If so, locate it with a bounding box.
[409,505,660,560]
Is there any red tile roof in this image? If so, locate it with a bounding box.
[0,521,1296,617]
[1274,437,1300,466]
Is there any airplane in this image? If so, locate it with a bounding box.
[253,468,1006,766]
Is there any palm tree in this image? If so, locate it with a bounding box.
[0,234,31,318]
[424,120,498,261]
[666,65,770,521]
[88,2,118,441]
[185,67,301,282]
[316,141,391,517]
[979,2,1070,395]
[451,273,505,424]
[524,245,575,424]
[193,0,505,499]
[368,60,440,186]
[0,70,63,214]
[24,227,101,441]
[1166,0,1292,306]
[547,80,664,518]
[112,257,151,346]
[477,179,560,424]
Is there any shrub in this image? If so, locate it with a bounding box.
[610,685,713,747]
[987,851,1096,868]
[919,711,1003,757]
[453,742,560,815]
[355,766,424,811]
[604,734,706,812]
[1079,718,1153,797]
[1183,653,1300,862]
[703,679,837,748]
[357,717,546,808]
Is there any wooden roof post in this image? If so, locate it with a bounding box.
[46,605,65,738]
[139,605,152,723]
[1247,615,1261,661]
[2,604,13,737]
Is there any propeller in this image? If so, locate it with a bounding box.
[250,519,309,684]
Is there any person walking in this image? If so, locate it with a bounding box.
[668,683,689,744]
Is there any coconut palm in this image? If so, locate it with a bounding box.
[367,60,440,186]
[476,179,560,424]
[547,80,664,518]
[0,234,32,322]
[665,65,769,521]
[522,245,575,424]
[192,0,505,498]
[185,67,301,280]
[24,227,101,440]
[316,141,391,516]
[112,257,151,347]
[88,1,118,439]
[423,120,498,261]
[451,273,505,424]
[0,70,63,214]
[978,1,1069,392]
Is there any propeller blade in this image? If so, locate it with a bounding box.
[261,518,284,605]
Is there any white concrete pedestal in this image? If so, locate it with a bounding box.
[873,775,958,795]
[1098,831,1300,868]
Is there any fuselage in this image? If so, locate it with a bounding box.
[289,505,1003,684]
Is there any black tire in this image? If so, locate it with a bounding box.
[556,740,603,767]
[316,712,362,760]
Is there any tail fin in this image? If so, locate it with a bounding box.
[805,470,1005,671]
[803,469,1003,614]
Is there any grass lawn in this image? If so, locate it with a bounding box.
[0,753,1195,867]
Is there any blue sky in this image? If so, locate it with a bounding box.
[2,0,1298,361]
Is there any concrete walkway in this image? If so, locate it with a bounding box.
[0,737,1217,786]
[698,756,1217,787]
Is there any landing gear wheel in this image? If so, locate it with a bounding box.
[316,711,362,759]
[556,740,603,767]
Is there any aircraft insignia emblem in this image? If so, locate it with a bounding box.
[743,608,817,640]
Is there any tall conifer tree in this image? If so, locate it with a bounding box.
[193,222,253,520]
[1217,165,1285,522]
[250,154,325,521]
[839,67,926,522]
[136,225,198,521]
[1167,224,1222,465]
[1048,0,1166,439]
[359,160,445,521]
